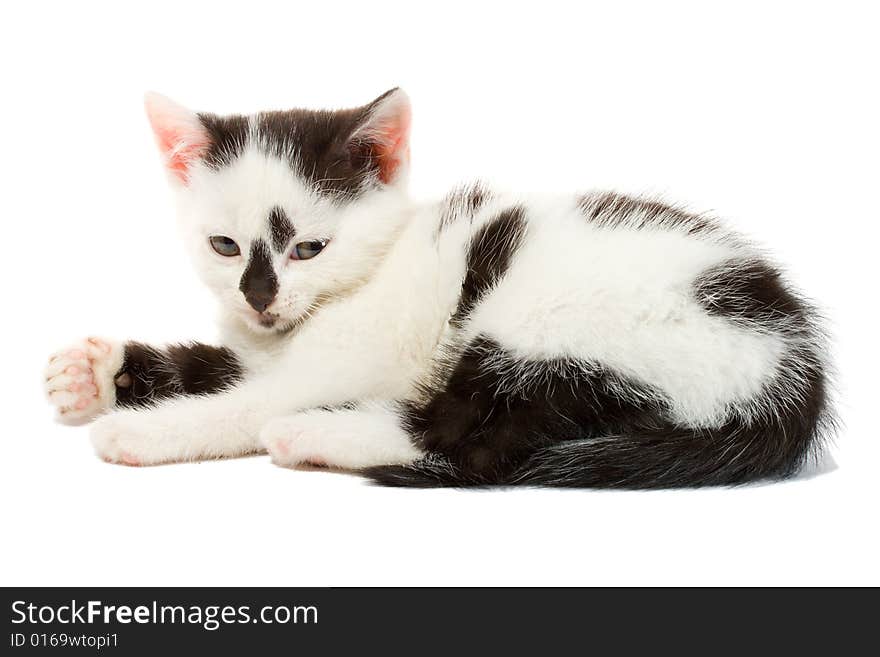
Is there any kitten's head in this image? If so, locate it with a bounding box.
[145,89,412,334]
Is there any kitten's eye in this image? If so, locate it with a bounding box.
[209,235,240,257]
[291,239,327,260]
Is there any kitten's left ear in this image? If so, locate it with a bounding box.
[144,92,211,184]
[348,88,411,185]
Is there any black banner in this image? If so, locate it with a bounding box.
[1,587,873,654]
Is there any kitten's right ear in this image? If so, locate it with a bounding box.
[144,92,210,184]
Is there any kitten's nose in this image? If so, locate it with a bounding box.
[244,291,275,313]
[239,241,279,314]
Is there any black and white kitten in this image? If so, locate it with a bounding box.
[44,89,832,487]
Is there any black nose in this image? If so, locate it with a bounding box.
[239,241,279,314]
[244,290,274,313]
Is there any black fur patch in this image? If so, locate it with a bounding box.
[115,343,243,409]
[198,113,250,169]
[268,206,295,252]
[579,191,715,235]
[437,182,492,233]
[392,337,666,484]
[452,206,527,325]
[239,239,278,312]
[694,258,807,327]
[197,90,401,200]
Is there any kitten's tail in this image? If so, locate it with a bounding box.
[363,424,829,489]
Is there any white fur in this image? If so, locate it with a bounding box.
[261,403,422,469]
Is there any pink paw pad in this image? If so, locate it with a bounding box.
[119,451,141,467]
[273,439,290,456]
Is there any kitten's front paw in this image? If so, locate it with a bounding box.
[45,337,124,423]
[90,412,152,466]
[260,416,329,468]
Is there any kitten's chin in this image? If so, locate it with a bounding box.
[241,311,300,335]
[257,313,280,329]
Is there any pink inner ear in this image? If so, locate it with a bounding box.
[145,93,209,184]
[354,92,412,185]
[372,105,411,184]
[154,126,209,181]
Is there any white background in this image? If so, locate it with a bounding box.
[1,1,877,586]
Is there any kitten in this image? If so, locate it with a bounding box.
[44,89,833,487]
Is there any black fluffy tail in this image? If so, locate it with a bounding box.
[364,424,826,489]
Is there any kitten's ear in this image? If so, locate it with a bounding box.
[144,92,210,184]
[348,88,411,185]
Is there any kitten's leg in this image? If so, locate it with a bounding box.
[90,382,421,468]
[90,354,340,465]
[90,382,269,466]
[45,339,243,423]
[260,403,423,470]
[111,341,244,408]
